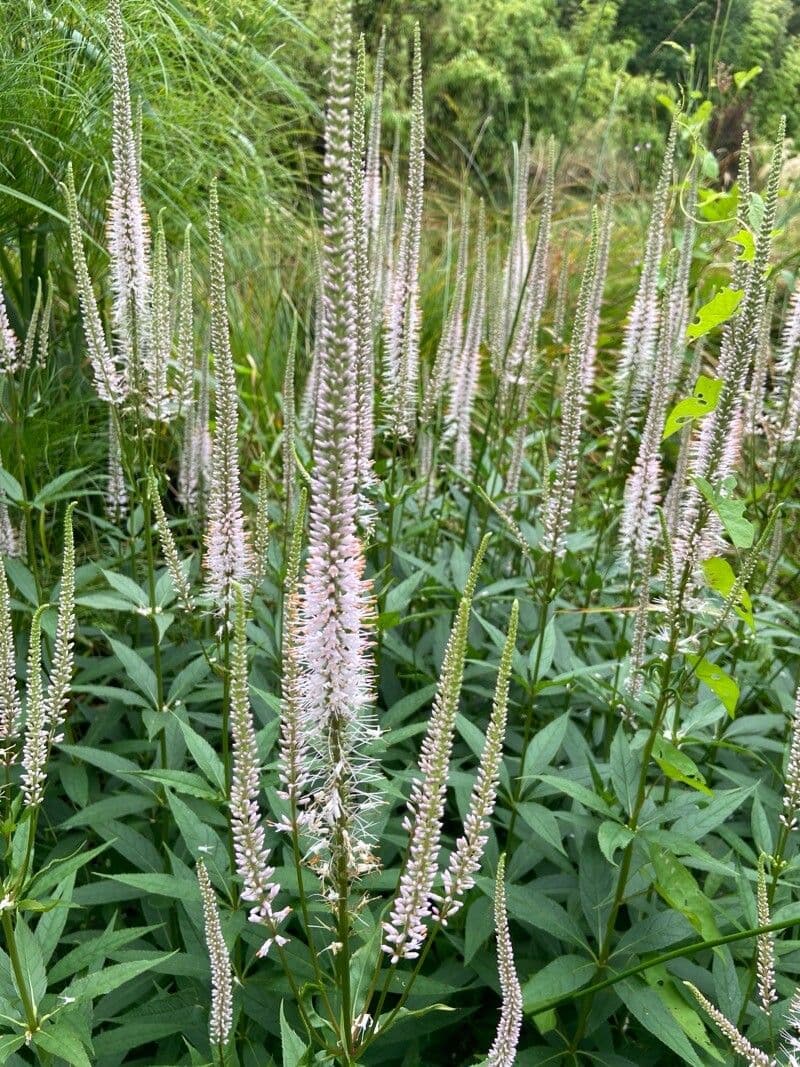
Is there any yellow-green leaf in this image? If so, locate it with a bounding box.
[733,65,762,90]
[687,288,744,339]
[652,736,712,796]
[650,848,720,941]
[701,556,755,631]
[687,654,739,717]
[694,476,755,548]
[728,228,755,262]
[662,375,723,440]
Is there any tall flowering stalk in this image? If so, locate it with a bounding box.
[277,490,312,815]
[611,119,678,440]
[229,592,288,956]
[423,196,471,425]
[0,283,18,376]
[106,0,151,397]
[197,860,234,1051]
[66,165,128,405]
[0,560,21,766]
[203,181,253,607]
[756,857,778,1012]
[46,503,76,744]
[673,120,784,577]
[500,139,555,421]
[351,36,375,488]
[298,0,379,897]
[147,470,192,609]
[383,24,424,439]
[436,598,518,921]
[20,607,47,808]
[282,318,298,520]
[173,226,195,415]
[364,27,386,235]
[382,535,489,962]
[446,202,487,476]
[487,855,523,1067]
[620,251,677,564]
[541,208,601,558]
[685,984,775,1067]
[147,217,172,420]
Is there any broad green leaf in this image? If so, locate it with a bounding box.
[701,556,754,630]
[64,953,176,1003]
[643,967,724,1062]
[522,954,594,1024]
[49,924,162,984]
[281,1001,309,1067]
[650,848,720,941]
[102,873,201,902]
[687,654,739,717]
[103,570,149,606]
[34,1022,92,1067]
[0,468,23,503]
[108,637,159,707]
[617,979,705,1066]
[172,715,226,792]
[662,375,723,440]
[598,820,633,864]
[521,714,569,778]
[694,476,755,548]
[31,469,86,508]
[686,288,743,339]
[14,919,46,1011]
[651,736,712,795]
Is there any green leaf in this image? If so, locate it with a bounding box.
[34,1022,92,1067]
[650,848,720,941]
[727,228,755,262]
[733,65,762,90]
[14,919,46,1011]
[172,715,225,792]
[102,873,201,902]
[108,637,159,708]
[521,714,569,778]
[0,468,23,504]
[31,469,86,509]
[651,736,712,795]
[643,967,725,1062]
[64,953,177,1003]
[687,654,739,717]
[662,375,723,440]
[598,821,633,864]
[522,954,594,1026]
[686,288,743,339]
[49,924,162,984]
[280,1001,309,1067]
[701,556,754,630]
[617,979,705,1067]
[694,476,755,548]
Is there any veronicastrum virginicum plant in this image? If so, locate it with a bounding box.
[0,0,798,1063]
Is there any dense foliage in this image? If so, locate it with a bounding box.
[0,1,799,1066]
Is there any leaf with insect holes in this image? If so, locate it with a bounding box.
[728,229,755,262]
[687,654,739,717]
[694,476,755,548]
[687,288,743,339]
[662,375,723,440]
[701,556,754,630]
[651,736,711,796]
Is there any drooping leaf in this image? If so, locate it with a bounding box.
[687,654,739,717]
[701,556,754,630]
[662,375,723,440]
[686,288,743,339]
[694,476,755,548]
[651,736,712,795]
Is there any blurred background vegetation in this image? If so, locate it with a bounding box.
[2,0,800,452]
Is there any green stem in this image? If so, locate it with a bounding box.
[528,912,800,1019]
[2,910,37,1034]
